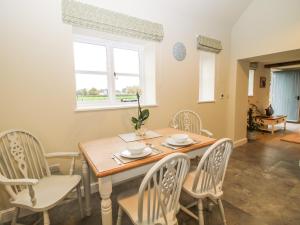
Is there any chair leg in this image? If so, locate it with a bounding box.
[77,184,84,218]
[217,199,227,225]
[43,211,50,225]
[116,207,123,225]
[11,207,19,225]
[197,199,204,225]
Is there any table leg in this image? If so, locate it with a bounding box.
[98,176,112,225]
[284,120,287,131]
[272,124,275,134]
[82,157,92,216]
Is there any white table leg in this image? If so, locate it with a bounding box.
[284,120,287,131]
[82,157,92,216]
[98,176,112,225]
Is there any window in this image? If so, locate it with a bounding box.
[73,35,155,110]
[199,51,216,102]
[248,69,255,96]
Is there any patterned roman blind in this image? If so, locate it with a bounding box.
[61,0,164,42]
[197,35,222,53]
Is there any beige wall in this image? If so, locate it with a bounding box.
[229,0,300,141]
[0,0,232,211]
[248,64,271,112]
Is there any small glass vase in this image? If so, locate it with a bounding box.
[135,127,146,137]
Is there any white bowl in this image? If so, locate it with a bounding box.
[127,142,146,155]
[171,134,189,143]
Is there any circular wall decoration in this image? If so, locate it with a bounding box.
[173,42,186,61]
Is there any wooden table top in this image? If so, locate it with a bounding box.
[256,115,287,120]
[79,128,216,177]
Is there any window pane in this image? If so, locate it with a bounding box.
[73,42,107,71]
[199,51,215,101]
[115,76,140,102]
[248,70,255,96]
[76,74,108,107]
[113,48,139,74]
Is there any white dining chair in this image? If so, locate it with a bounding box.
[0,129,83,225]
[171,110,213,137]
[116,153,190,225]
[180,138,233,225]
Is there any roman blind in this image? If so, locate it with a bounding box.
[197,35,222,53]
[62,0,164,42]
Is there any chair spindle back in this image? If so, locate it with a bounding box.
[138,153,190,225]
[0,129,50,195]
[192,138,233,194]
[172,110,202,134]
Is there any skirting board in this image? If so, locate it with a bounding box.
[234,138,248,148]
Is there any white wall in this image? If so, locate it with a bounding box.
[228,0,300,140]
[248,64,271,112]
[0,0,232,211]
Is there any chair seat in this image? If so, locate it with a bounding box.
[11,175,81,211]
[118,189,177,225]
[182,170,223,199]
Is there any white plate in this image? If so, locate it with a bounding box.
[120,147,152,159]
[166,137,194,146]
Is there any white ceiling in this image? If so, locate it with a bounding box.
[83,0,253,28]
[164,0,254,27]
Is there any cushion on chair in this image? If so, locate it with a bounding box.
[11,175,81,211]
[182,170,223,198]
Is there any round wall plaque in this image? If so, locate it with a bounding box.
[173,42,186,61]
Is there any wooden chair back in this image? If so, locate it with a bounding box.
[0,129,50,196]
[138,153,190,225]
[192,138,233,195]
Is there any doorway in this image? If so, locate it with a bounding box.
[271,70,300,122]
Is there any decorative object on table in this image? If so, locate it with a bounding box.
[119,130,161,142]
[126,142,146,155]
[113,147,163,163]
[173,42,186,61]
[247,107,262,140]
[131,92,149,136]
[161,133,198,150]
[265,104,274,116]
[120,147,152,159]
[166,134,195,146]
[260,76,267,88]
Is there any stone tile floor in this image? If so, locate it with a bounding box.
[14,123,300,225]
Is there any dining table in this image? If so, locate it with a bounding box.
[79,127,216,225]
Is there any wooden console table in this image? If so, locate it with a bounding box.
[255,115,287,134]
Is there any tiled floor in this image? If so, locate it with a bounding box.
[16,123,300,225]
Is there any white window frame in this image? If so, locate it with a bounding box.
[198,50,216,103]
[248,69,255,97]
[73,35,146,110]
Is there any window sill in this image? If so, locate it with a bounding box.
[198,100,215,104]
[75,103,158,112]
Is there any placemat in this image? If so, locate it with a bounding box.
[113,147,163,164]
[118,130,162,142]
